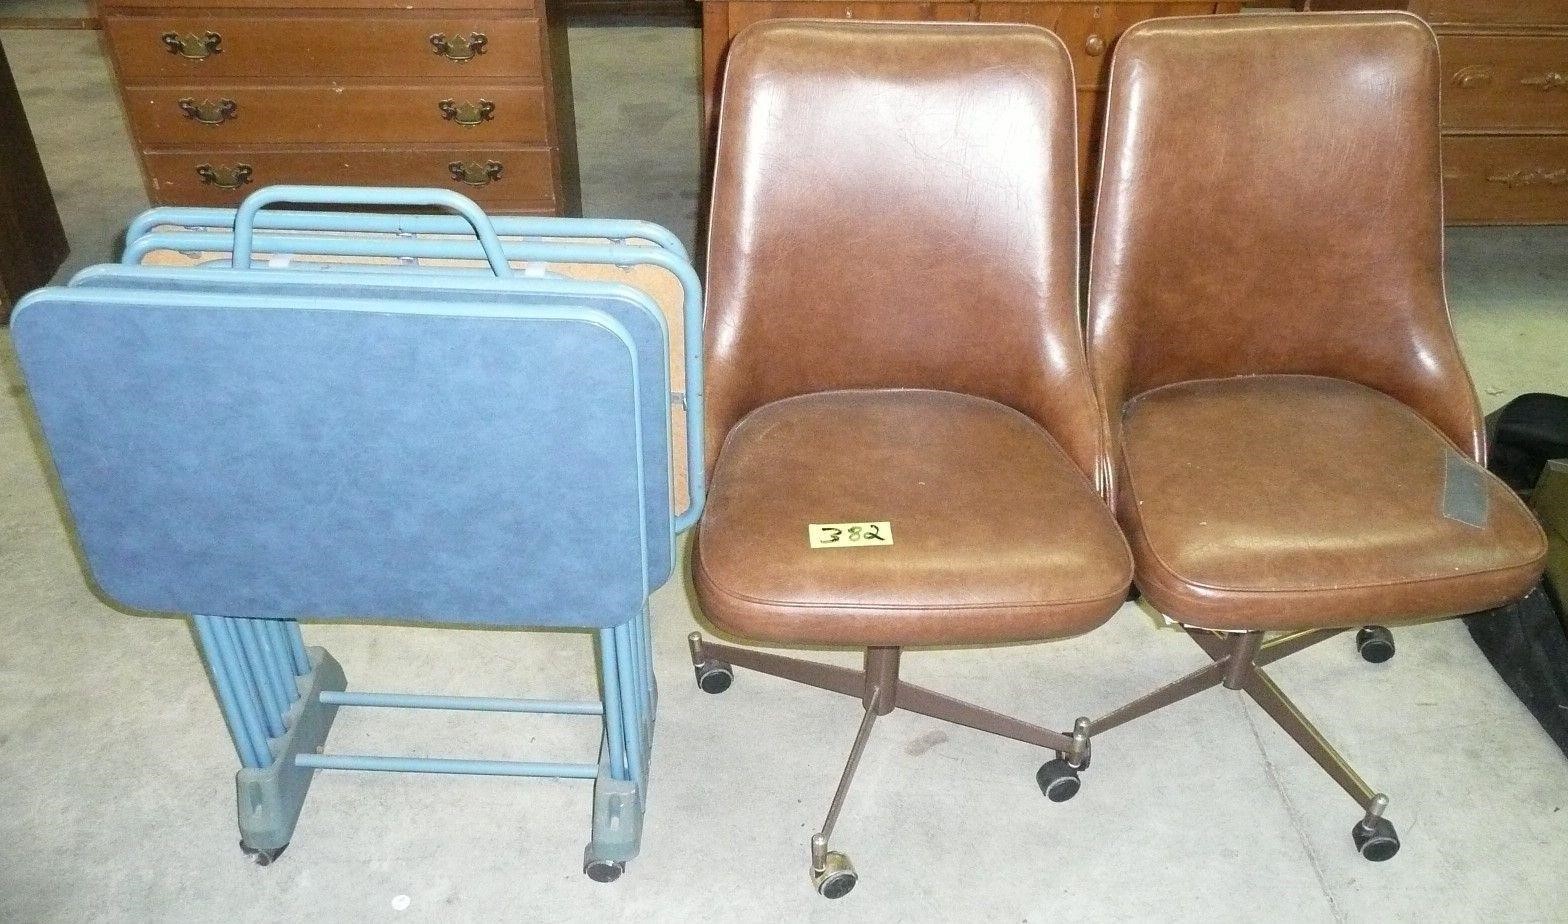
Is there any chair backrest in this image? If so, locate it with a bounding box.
[1088,12,1485,475]
[704,20,1106,488]
[13,286,664,628]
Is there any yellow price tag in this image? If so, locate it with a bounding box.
[808,522,893,549]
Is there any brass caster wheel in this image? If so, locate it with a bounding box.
[585,859,625,882]
[694,658,733,694]
[1353,816,1400,862]
[811,851,857,899]
[240,842,286,867]
[1357,626,1395,664]
[1036,758,1082,802]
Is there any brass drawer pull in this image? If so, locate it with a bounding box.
[1084,33,1106,57]
[195,163,254,190]
[1521,72,1568,92]
[429,32,487,63]
[1452,65,1492,89]
[449,160,503,187]
[179,98,237,126]
[162,31,222,60]
[1487,167,1568,188]
[438,99,496,126]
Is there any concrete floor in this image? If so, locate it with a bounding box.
[4,23,1568,924]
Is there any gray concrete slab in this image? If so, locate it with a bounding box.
[2,23,1567,924]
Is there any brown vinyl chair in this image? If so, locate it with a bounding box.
[688,19,1133,897]
[1085,12,1549,861]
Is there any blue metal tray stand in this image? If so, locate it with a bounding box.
[13,186,703,882]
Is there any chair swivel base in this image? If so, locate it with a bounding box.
[1087,626,1401,862]
[688,632,1089,897]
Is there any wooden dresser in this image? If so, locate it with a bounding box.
[98,0,580,214]
[698,1,1243,197]
[1413,0,1568,224]
[1,39,69,319]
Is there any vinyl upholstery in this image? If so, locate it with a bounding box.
[1089,13,1547,629]
[695,20,1131,646]
[694,390,1133,646]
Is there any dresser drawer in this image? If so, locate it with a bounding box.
[143,146,558,209]
[1441,34,1568,132]
[1442,134,1568,224]
[1424,1,1568,26]
[106,14,542,80]
[123,83,549,146]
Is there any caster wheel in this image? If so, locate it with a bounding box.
[1055,742,1090,771]
[694,658,733,694]
[1036,758,1082,803]
[240,842,287,867]
[585,859,625,883]
[1353,817,1400,862]
[1357,626,1395,664]
[811,851,857,899]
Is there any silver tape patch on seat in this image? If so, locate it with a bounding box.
[1443,449,1489,528]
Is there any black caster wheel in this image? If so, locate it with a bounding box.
[1036,758,1082,803]
[585,859,625,883]
[1353,817,1400,862]
[694,658,734,694]
[811,851,857,899]
[240,842,287,867]
[1357,626,1396,664]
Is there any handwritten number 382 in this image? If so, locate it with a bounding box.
[819,525,885,543]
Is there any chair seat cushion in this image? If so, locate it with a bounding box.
[1120,375,1548,630]
[693,389,1132,647]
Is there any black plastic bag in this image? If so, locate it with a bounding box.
[1464,586,1568,757]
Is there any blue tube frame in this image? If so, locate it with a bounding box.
[124,207,689,263]
[295,754,600,779]
[319,691,604,715]
[199,615,273,767]
[193,615,266,768]
[131,190,672,855]
[194,615,656,784]
[230,186,516,278]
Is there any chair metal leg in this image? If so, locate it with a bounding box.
[895,680,1076,753]
[1088,658,1230,736]
[687,631,1094,892]
[688,634,864,699]
[809,684,884,899]
[1240,669,1376,807]
[1089,624,1402,860]
[1257,628,1346,667]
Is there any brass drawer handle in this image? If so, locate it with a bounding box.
[1084,33,1106,57]
[1487,167,1568,188]
[1452,65,1492,89]
[179,98,237,126]
[195,163,254,190]
[1521,72,1568,92]
[162,31,222,60]
[449,160,502,187]
[429,32,487,63]
[438,99,496,126]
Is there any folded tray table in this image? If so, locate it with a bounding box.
[11,186,703,882]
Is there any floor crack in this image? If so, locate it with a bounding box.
[1240,699,1346,923]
